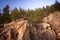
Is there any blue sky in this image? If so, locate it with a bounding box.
[0,0,60,10]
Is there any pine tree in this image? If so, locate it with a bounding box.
[2,5,11,23]
[11,8,19,21]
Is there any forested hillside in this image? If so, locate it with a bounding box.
[0,0,60,24]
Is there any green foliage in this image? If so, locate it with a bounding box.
[27,1,60,24]
[27,9,43,24]
[0,1,60,24]
[19,8,27,18]
[0,15,3,24]
[11,8,19,20]
[2,5,11,23]
[52,2,60,11]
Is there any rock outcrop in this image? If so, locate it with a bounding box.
[0,18,56,40]
[43,11,60,40]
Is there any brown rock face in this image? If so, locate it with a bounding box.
[0,18,56,40]
[22,23,56,40]
[43,11,60,39]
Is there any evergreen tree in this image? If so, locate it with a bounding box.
[50,0,60,12]
[2,5,11,23]
[11,8,19,21]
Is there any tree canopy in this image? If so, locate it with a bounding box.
[0,1,60,24]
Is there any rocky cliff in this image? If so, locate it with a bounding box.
[1,11,60,40]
